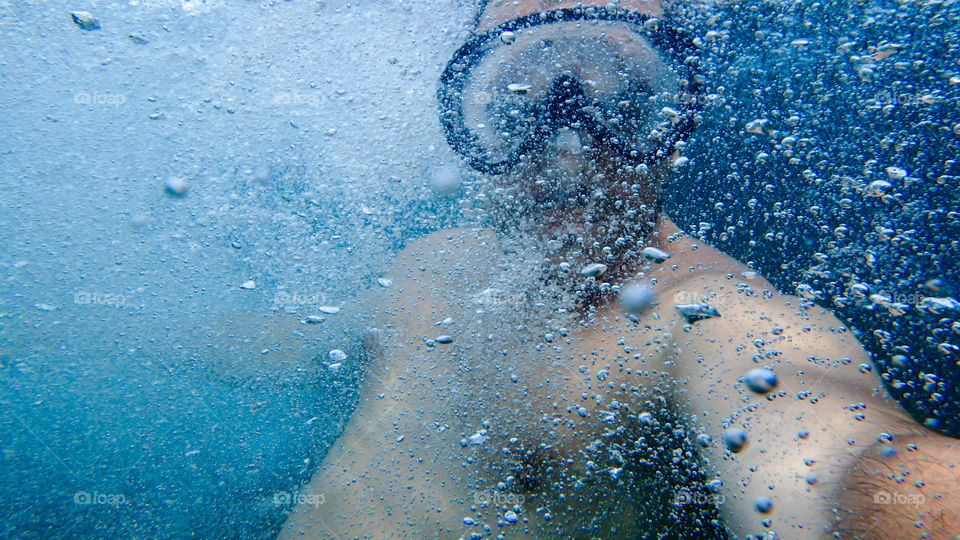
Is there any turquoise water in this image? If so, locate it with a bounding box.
[0,0,957,537]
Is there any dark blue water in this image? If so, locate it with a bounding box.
[672,0,960,438]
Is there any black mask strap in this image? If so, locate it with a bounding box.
[471,0,491,30]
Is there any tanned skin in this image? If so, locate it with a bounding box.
[279,1,960,538]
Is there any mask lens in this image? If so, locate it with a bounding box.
[456,20,683,170]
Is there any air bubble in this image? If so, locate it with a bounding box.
[744,368,778,393]
[722,428,748,453]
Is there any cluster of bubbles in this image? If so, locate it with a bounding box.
[450,0,958,535]
[670,0,960,438]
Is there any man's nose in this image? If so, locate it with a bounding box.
[550,128,586,178]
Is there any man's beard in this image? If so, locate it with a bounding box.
[479,161,663,317]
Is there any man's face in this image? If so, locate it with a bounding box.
[471,20,679,241]
[458,0,687,285]
[496,130,667,239]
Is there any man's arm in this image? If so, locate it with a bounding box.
[664,271,958,538]
[280,227,528,539]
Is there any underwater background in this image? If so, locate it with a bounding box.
[0,0,956,537]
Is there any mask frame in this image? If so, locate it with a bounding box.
[438,7,704,175]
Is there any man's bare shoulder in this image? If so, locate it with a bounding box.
[644,225,752,291]
[390,226,499,277]
[375,226,501,319]
[638,239,923,537]
[650,229,835,343]
[656,251,916,427]
[360,227,504,357]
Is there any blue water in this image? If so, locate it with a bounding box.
[1,0,957,538]
[0,1,468,537]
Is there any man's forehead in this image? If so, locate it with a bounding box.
[478,0,665,32]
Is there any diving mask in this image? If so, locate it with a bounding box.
[438,7,702,175]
